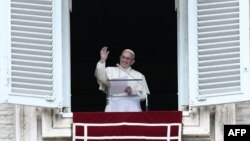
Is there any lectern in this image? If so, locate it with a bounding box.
[106,79,146,112]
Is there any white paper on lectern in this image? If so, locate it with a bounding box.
[108,77,143,96]
[108,79,127,94]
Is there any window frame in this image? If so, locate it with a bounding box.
[177,0,211,136]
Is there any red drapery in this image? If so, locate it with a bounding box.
[73,111,182,141]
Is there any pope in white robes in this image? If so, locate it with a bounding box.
[95,47,150,112]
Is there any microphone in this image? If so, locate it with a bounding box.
[116,63,149,111]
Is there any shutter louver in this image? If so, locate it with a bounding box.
[197,0,241,95]
[10,0,54,98]
[189,0,250,106]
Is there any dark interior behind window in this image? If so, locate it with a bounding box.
[71,0,177,111]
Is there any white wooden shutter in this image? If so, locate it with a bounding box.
[0,0,63,108]
[188,0,250,106]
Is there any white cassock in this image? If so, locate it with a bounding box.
[95,61,150,112]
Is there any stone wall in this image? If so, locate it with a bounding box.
[0,104,15,141]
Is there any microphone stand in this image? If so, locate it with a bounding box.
[116,64,149,111]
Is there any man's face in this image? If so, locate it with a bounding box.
[119,51,135,69]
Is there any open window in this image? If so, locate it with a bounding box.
[70,0,178,112]
[0,0,70,109]
[1,0,250,131]
[1,0,249,112]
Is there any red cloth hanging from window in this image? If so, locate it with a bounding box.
[73,111,182,141]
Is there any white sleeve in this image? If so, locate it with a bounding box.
[95,61,108,92]
[142,74,150,94]
[131,74,150,101]
[132,89,146,101]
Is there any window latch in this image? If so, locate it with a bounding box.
[196,97,206,101]
[46,96,55,101]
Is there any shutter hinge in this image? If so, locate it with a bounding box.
[196,97,206,101]
[46,96,55,101]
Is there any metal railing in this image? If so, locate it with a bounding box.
[73,122,182,141]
